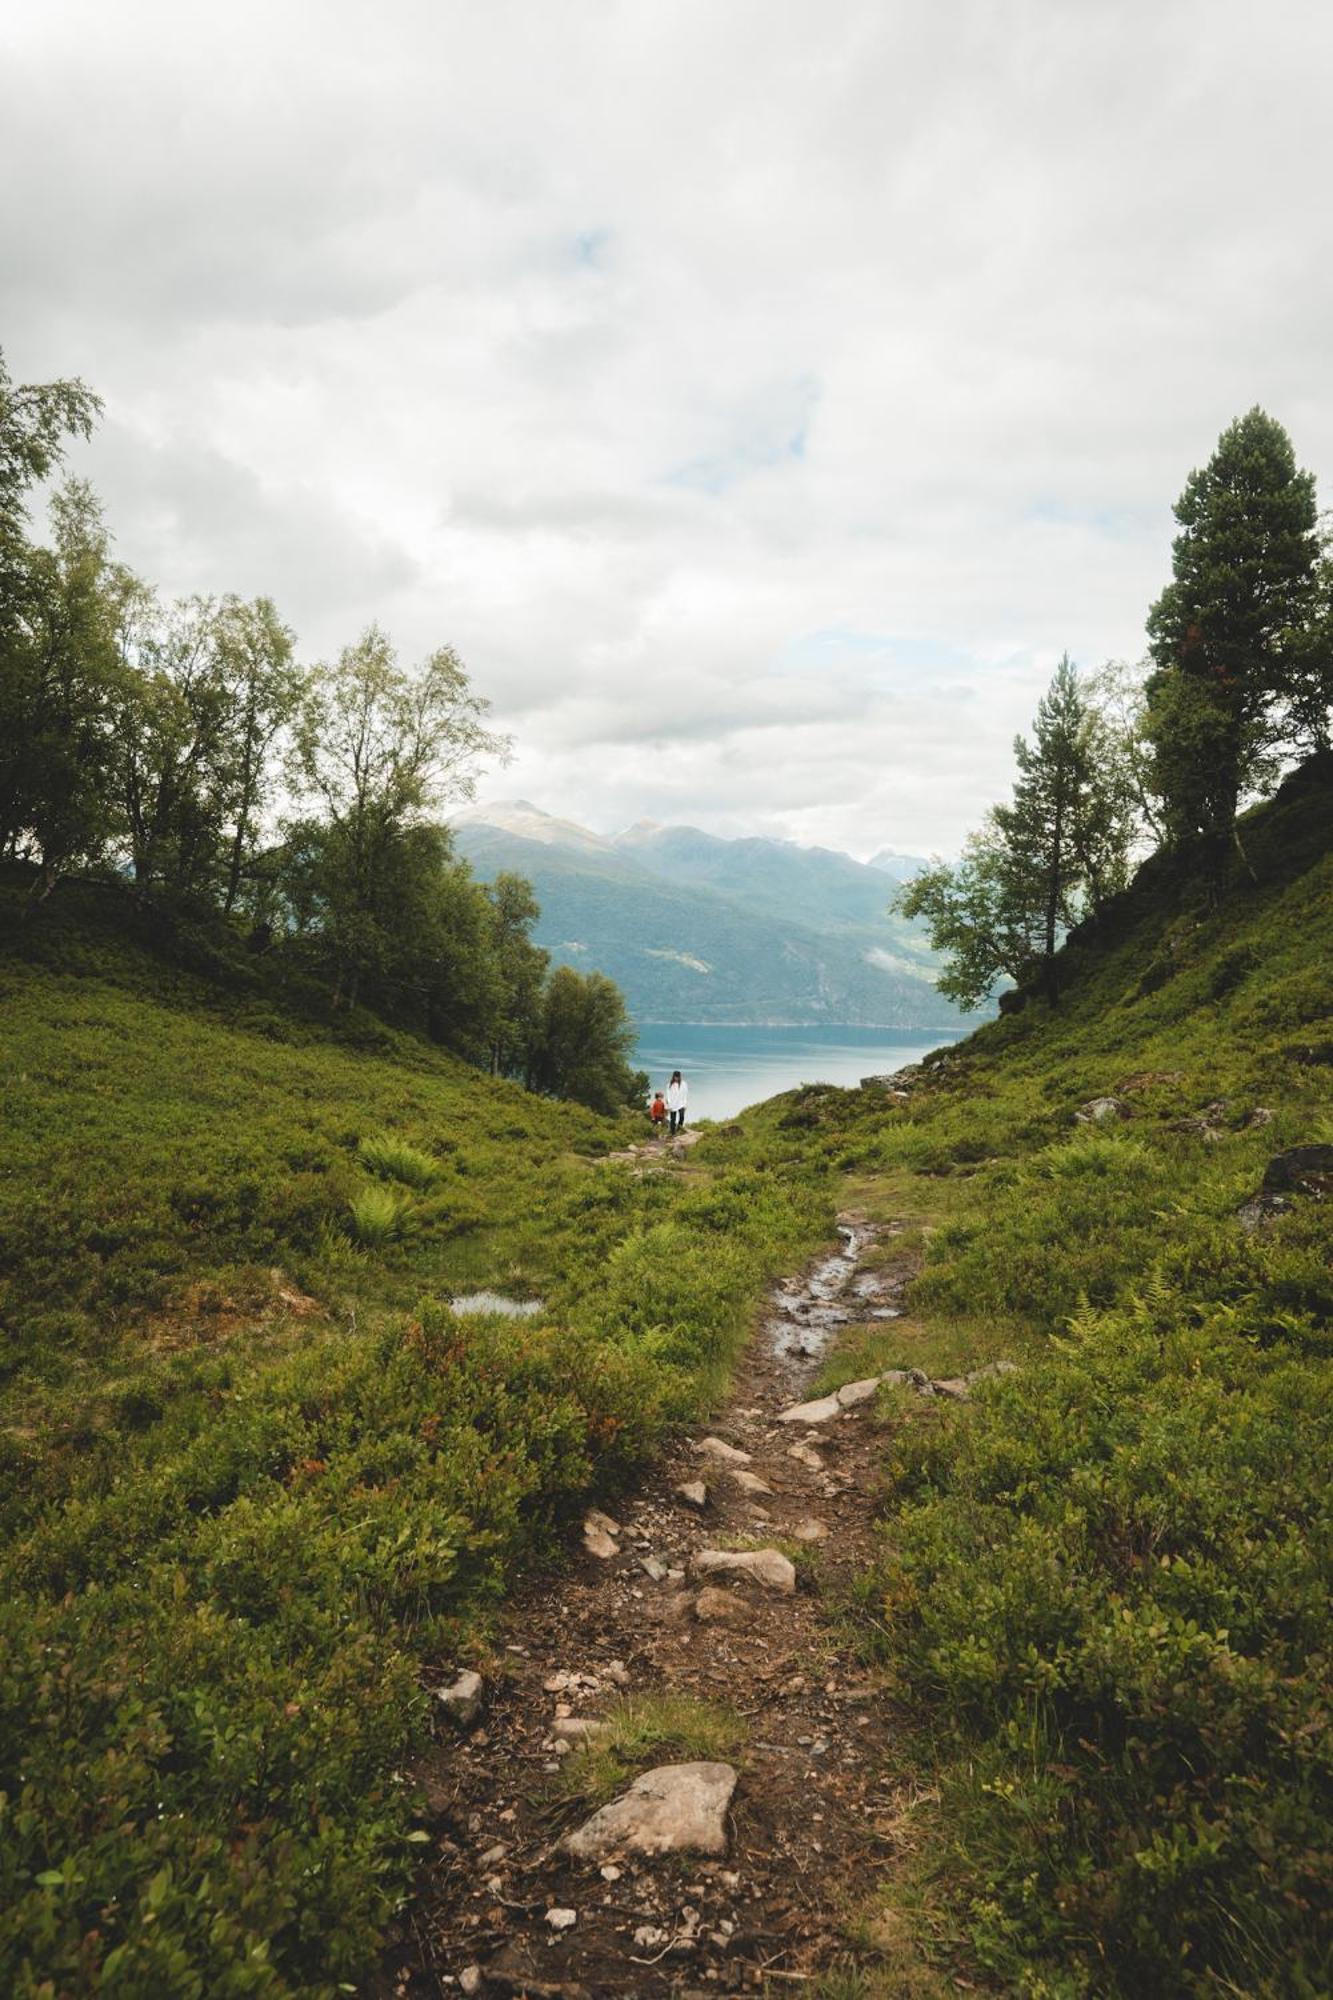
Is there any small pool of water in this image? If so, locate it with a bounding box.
[449,1292,545,1318]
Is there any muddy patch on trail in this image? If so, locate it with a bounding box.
[764,1217,907,1377]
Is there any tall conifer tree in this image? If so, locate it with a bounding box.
[1145,408,1319,852]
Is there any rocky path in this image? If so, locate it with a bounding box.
[385,1216,954,1999]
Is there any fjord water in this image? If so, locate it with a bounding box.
[632,1022,965,1121]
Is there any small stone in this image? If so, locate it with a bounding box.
[793,1518,828,1541]
[459,1966,483,1997]
[553,1717,610,1742]
[600,1862,623,1881]
[584,1524,619,1560]
[676,1479,709,1510]
[787,1443,823,1470]
[437,1669,484,1728]
[562,1762,738,1860]
[932,1376,969,1400]
[728,1468,772,1495]
[776,1393,842,1425]
[586,1506,621,1537]
[545,1905,578,1930]
[477,1841,508,1865]
[605,1659,631,1686]
[640,1555,669,1582]
[835,1377,880,1409]
[693,1548,797,1594]
[695,1436,753,1465]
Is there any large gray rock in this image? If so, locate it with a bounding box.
[836,1377,881,1408]
[693,1547,797,1594]
[562,1761,738,1860]
[696,1436,753,1466]
[776,1392,842,1425]
[729,1468,773,1495]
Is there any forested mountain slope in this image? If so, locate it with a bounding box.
[452,805,971,1027]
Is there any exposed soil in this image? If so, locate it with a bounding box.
[381,1207,928,1999]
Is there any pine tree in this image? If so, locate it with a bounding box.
[897,657,1133,1008]
[1145,408,1320,853]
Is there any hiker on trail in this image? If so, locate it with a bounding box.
[649,1090,667,1130]
[667,1070,688,1135]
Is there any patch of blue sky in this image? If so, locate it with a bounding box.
[664,426,808,496]
[572,227,613,269]
[1024,495,1153,539]
[774,629,979,689]
[662,376,819,496]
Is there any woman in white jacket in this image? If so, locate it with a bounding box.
[666,1071,688,1136]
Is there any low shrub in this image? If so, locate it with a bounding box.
[874,1289,1332,1995]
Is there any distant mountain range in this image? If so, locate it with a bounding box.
[449,800,979,1030]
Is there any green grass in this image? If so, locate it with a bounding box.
[1,758,1329,1999]
[0,878,833,1998]
[357,1132,442,1189]
[728,756,1333,1997]
[347,1180,414,1244]
[558,1694,746,1808]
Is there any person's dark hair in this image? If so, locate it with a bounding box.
[670,1070,682,1083]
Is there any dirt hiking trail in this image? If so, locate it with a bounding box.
[381,1207,960,1999]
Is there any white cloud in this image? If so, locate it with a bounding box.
[3,0,1331,854]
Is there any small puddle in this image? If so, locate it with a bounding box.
[766,1223,888,1371]
[449,1292,545,1318]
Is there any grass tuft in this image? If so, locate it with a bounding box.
[347,1182,415,1245]
[559,1694,746,1806]
[358,1132,442,1189]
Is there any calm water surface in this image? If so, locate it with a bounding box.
[632,1023,964,1122]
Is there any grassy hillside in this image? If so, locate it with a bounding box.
[1,754,1327,1998]
[0,880,833,1996]
[725,754,1332,1996]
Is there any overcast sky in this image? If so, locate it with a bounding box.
[4,0,1331,857]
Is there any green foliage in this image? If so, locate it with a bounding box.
[559,1695,746,1807]
[0,889,831,1994]
[1146,407,1324,846]
[531,964,642,1113]
[357,1133,441,1189]
[0,348,641,1109]
[737,756,1332,1996]
[347,1182,414,1244]
[878,1293,1331,1995]
[895,657,1136,1008]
